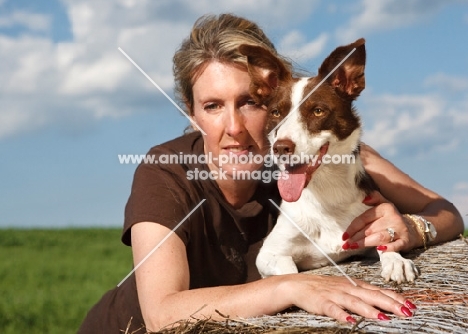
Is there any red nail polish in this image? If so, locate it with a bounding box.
[350,242,359,249]
[401,306,413,317]
[346,315,357,324]
[342,242,350,250]
[405,300,417,310]
[376,245,387,251]
[342,232,349,241]
[362,195,372,203]
[377,312,390,321]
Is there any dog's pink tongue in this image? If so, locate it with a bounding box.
[278,168,307,202]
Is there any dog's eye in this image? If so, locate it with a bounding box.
[271,109,281,117]
[313,108,325,117]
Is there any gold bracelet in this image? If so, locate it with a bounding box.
[404,214,427,250]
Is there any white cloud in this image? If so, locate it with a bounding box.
[0,0,320,140]
[424,73,468,93]
[335,0,454,43]
[0,107,42,139]
[1,36,55,93]
[0,10,51,32]
[181,0,319,26]
[361,92,468,157]
[60,52,131,95]
[278,32,328,64]
[454,182,468,192]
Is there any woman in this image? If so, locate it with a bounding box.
[78,14,463,333]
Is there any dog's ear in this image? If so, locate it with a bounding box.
[318,38,366,100]
[239,44,291,103]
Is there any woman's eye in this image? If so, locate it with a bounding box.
[204,103,219,111]
[240,99,264,112]
[313,108,325,116]
[271,109,281,117]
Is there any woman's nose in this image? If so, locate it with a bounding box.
[224,107,245,137]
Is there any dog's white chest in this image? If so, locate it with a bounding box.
[259,196,368,271]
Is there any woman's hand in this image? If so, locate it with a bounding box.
[342,191,421,253]
[277,274,416,323]
[357,143,463,250]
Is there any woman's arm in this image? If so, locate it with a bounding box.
[132,222,411,331]
[132,221,289,330]
[344,144,464,252]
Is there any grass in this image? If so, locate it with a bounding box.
[0,228,132,334]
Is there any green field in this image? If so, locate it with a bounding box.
[0,228,132,334]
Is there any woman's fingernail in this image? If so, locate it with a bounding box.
[401,306,413,317]
[342,232,349,241]
[350,242,359,249]
[405,300,417,310]
[377,312,390,321]
[362,195,372,203]
[346,315,357,324]
[342,242,350,250]
[376,245,387,251]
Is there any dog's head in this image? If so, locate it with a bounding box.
[240,39,366,202]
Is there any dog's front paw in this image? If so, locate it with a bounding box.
[379,251,419,283]
[256,252,298,278]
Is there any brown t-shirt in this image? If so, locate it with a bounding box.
[78,131,280,333]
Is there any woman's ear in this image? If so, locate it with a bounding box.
[189,117,201,133]
[186,103,198,131]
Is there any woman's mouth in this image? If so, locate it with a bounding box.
[223,145,252,154]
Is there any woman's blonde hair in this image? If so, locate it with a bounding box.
[173,13,293,115]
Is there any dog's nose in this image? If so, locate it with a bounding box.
[273,139,295,155]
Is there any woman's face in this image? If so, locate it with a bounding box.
[191,61,268,178]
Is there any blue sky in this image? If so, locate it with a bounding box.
[0,0,467,228]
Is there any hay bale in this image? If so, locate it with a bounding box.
[144,237,468,334]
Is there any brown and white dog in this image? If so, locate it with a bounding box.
[239,39,418,283]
